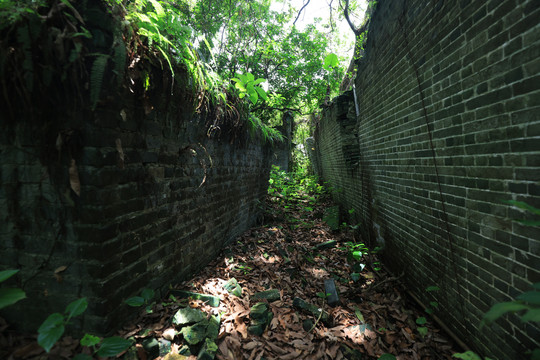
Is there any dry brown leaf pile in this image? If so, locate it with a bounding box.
[2,194,458,359]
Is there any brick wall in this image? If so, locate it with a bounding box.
[0,4,272,335]
[313,0,540,358]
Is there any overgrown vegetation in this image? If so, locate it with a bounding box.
[0,0,371,150]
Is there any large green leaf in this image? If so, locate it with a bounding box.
[506,200,540,216]
[323,53,338,70]
[126,296,145,307]
[520,308,540,322]
[249,91,258,105]
[481,302,529,327]
[38,313,65,353]
[65,298,88,321]
[255,86,268,101]
[0,269,19,283]
[0,288,26,309]
[452,351,482,360]
[96,337,132,357]
[253,78,266,86]
[234,82,246,92]
[141,288,155,301]
[517,219,540,226]
[379,354,396,360]
[516,291,540,305]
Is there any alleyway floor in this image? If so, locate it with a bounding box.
[4,192,459,360]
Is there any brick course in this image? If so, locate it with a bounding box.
[312,0,540,358]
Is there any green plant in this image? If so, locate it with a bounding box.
[424,285,440,315]
[316,292,331,299]
[37,298,132,355]
[415,316,428,337]
[247,115,284,145]
[342,241,369,263]
[234,263,253,275]
[125,288,156,314]
[481,282,540,328]
[75,335,132,360]
[506,200,540,226]
[452,283,540,360]
[232,72,268,105]
[452,351,493,360]
[415,285,440,338]
[0,269,26,310]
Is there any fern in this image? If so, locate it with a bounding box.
[16,25,34,92]
[247,115,284,145]
[113,33,126,85]
[90,54,109,110]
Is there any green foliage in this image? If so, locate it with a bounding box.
[125,288,156,314]
[416,315,428,337]
[37,297,132,355]
[454,283,540,360]
[323,53,339,71]
[342,241,369,263]
[481,282,540,328]
[89,54,109,110]
[80,334,101,347]
[0,269,26,310]
[268,165,324,206]
[247,115,284,145]
[38,298,88,353]
[0,0,46,31]
[506,200,540,226]
[378,354,396,360]
[452,351,487,360]
[316,292,331,299]
[232,73,268,105]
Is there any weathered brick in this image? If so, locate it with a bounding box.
[311,1,540,358]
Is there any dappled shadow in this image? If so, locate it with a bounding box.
[149,194,459,359]
[3,193,459,359]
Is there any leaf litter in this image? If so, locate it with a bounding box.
[2,191,459,359]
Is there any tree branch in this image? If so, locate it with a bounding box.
[342,0,357,34]
[342,0,370,36]
[293,0,311,25]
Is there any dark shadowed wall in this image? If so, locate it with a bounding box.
[0,3,272,334]
[312,0,540,358]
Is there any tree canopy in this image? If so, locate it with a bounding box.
[0,0,371,144]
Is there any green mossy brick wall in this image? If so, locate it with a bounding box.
[0,5,271,335]
[313,0,540,358]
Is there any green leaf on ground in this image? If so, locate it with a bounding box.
[80,333,101,347]
[96,337,132,357]
[38,313,65,353]
[65,298,88,321]
[125,296,145,307]
[141,288,155,301]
